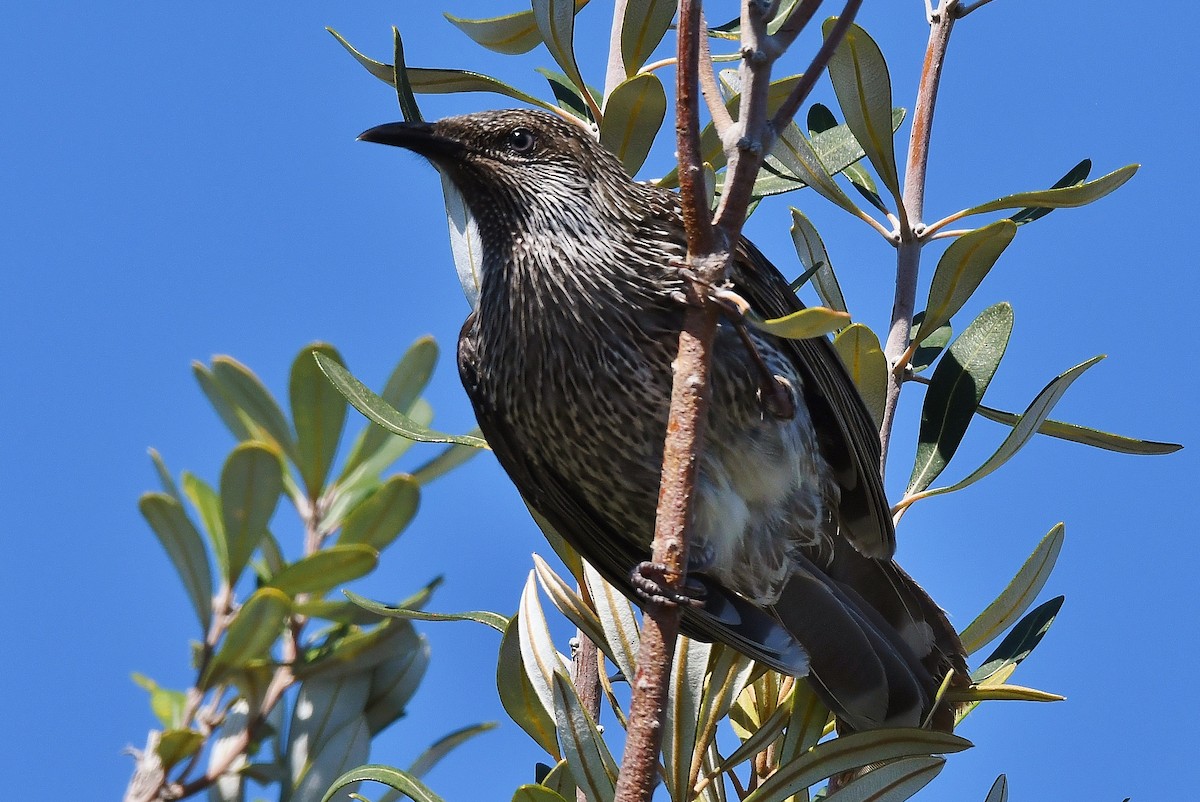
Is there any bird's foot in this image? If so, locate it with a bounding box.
[630,561,706,610]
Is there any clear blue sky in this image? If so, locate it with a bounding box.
[4,2,1197,799]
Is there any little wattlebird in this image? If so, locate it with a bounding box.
[359,108,967,732]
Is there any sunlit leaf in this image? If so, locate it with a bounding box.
[139,493,213,629]
[778,680,832,762]
[315,353,487,448]
[532,0,593,118]
[512,785,570,802]
[183,472,227,581]
[790,209,847,312]
[973,404,1182,455]
[583,563,639,683]
[132,673,187,730]
[983,774,1009,802]
[752,307,850,340]
[907,303,1013,495]
[913,221,1016,346]
[536,68,594,122]
[551,670,618,802]
[292,344,348,499]
[204,588,291,688]
[971,596,1064,683]
[445,2,591,56]
[344,589,507,632]
[411,439,484,484]
[497,613,561,758]
[364,631,432,736]
[945,684,1063,704]
[824,20,901,202]
[620,0,675,75]
[207,699,249,801]
[338,474,420,551]
[148,448,181,502]
[210,356,299,465]
[519,570,569,729]
[156,729,204,771]
[599,72,666,175]
[321,765,446,802]
[960,523,1065,655]
[768,124,864,216]
[408,722,498,778]
[909,311,952,374]
[193,361,253,442]
[532,555,607,657]
[662,638,711,801]
[821,755,944,802]
[833,323,887,428]
[953,164,1138,221]
[220,441,284,584]
[268,545,378,597]
[1010,159,1091,224]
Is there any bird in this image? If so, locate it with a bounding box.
[359,108,967,732]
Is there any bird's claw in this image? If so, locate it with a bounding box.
[631,561,707,610]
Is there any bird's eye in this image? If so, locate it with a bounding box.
[506,128,537,155]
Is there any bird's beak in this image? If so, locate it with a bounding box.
[357,122,463,157]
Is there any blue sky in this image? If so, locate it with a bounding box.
[4,2,1198,800]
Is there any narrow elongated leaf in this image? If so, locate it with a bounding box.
[752,307,851,340]
[498,613,561,758]
[719,684,797,772]
[983,774,1009,802]
[1010,160,1091,224]
[445,3,592,55]
[204,588,291,687]
[913,221,1016,345]
[539,759,578,798]
[411,439,483,484]
[156,729,205,771]
[620,0,675,74]
[183,472,227,580]
[743,730,971,802]
[537,68,594,122]
[662,638,711,801]
[691,646,755,784]
[364,628,430,734]
[289,673,372,783]
[821,756,944,802]
[599,73,666,175]
[408,722,498,778]
[960,524,1065,655]
[808,102,878,204]
[768,124,864,216]
[269,545,378,597]
[132,674,187,730]
[343,589,507,632]
[971,596,1064,683]
[974,404,1182,455]
[551,670,618,802]
[148,448,181,502]
[790,209,847,312]
[298,618,416,682]
[512,786,570,802]
[532,0,591,117]
[945,684,1063,704]
[210,356,298,464]
[315,353,487,448]
[338,475,420,551]
[909,312,952,374]
[907,303,1013,495]
[778,680,831,762]
[824,20,901,201]
[140,493,213,629]
[956,164,1137,220]
[391,27,422,125]
[583,563,639,682]
[532,555,607,656]
[321,765,446,802]
[193,362,253,442]
[328,29,557,112]
[220,442,284,583]
[519,571,568,724]
[912,356,1104,501]
[833,324,887,428]
[292,344,347,498]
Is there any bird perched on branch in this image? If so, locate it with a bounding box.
[360,108,967,732]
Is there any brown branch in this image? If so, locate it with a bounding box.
[878,0,959,470]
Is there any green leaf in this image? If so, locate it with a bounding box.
[192,362,253,442]
[298,619,417,681]
[955,163,1137,221]
[911,356,1104,501]
[983,775,1009,802]
[821,756,944,802]
[537,68,594,122]
[551,670,618,802]
[766,123,864,216]
[182,472,227,582]
[960,523,1065,655]
[742,729,971,802]
[338,474,420,551]
[408,722,498,778]
[132,673,188,730]
[411,439,483,484]
[210,356,299,465]
[343,589,508,632]
[833,323,887,428]
[518,570,566,729]
[692,645,755,769]
[390,27,423,124]
[148,448,181,502]
[583,563,639,684]
[323,766,447,802]
[619,0,674,75]
[945,684,1063,704]
[268,545,379,597]
[971,596,1064,683]
[531,555,607,658]
[913,221,1016,345]
[823,20,901,202]
[719,684,799,772]
[778,681,831,763]
[316,353,488,449]
[327,29,558,112]
[973,404,1182,455]
[497,612,561,759]
[661,638,712,801]
[532,0,592,117]
[365,627,430,735]
[220,441,284,584]
[538,760,578,799]
[445,4,592,56]
[909,311,952,374]
[599,73,666,175]
[291,344,348,499]
[751,307,851,340]
[205,587,291,687]
[156,729,205,771]
[139,493,213,629]
[1010,159,1091,224]
[513,786,571,802]
[790,209,847,313]
[907,303,1013,495]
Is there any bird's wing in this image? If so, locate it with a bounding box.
[458,313,809,675]
[730,237,896,560]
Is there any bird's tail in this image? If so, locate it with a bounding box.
[771,544,967,733]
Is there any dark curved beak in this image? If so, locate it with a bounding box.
[357,122,463,157]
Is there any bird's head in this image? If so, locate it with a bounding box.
[358,109,648,244]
